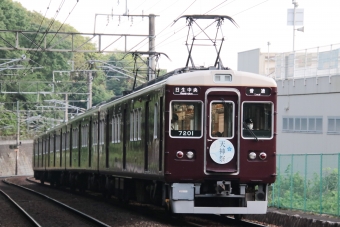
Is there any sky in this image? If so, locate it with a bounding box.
[13,0,340,72]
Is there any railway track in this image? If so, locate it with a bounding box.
[0,178,110,227]
[24,176,272,227]
[0,187,39,227]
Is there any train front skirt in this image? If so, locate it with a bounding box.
[170,183,269,214]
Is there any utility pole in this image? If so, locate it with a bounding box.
[292,0,298,52]
[148,14,156,81]
[16,100,19,175]
[267,41,271,75]
[93,12,158,80]
[64,94,68,122]
[88,71,93,109]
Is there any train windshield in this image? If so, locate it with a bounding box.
[210,101,234,138]
[242,102,273,139]
[170,101,202,137]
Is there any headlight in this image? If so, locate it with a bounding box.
[249,152,256,160]
[186,151,194,159]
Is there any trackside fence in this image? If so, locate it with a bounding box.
[268,153,340,216]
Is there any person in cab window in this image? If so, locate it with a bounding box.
[245,118,254,130]
[171,113,178,130]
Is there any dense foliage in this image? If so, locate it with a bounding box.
[0,0,166,138]
[269,164,340,216]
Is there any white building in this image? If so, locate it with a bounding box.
[238,44,340,154]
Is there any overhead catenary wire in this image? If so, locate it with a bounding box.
[21,0,67,77]
[129,0,147,14]
[204,0,228,15]
[46,0,79,47]
[232,0,270,17]
[5,0,52,79]
[131,0,197,53]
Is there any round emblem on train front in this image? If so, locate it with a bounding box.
[209,139,235,164]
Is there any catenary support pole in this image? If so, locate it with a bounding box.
[148,14,155,81]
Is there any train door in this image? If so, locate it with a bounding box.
[205,88,240,174]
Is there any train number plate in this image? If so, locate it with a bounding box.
[171,130,201,137]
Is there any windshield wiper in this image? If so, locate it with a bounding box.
[243,122,258,141]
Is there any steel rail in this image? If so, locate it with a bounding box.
[25,178,267,227]
[0,188,41,227]
[3,179,111,227]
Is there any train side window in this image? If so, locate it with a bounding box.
[117,114,121,143]
[134,109,138,141]
[242,102,273,139]
[111,116,117,143]
[154,103,158,139]
[170,101,203,138]
[138,109,142,140]
[66,131,70,150]
[99,121,105,145]
[62,133,66,151]
[56,135,60,151]
[130,111,134,141]
[81,125,88,147]
[93,122,98,145]
[73,128,79,148]
[210,101,234,138]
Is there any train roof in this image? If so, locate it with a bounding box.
[165,68,277,87]
[35,67,276,137]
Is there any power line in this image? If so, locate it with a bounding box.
[157,0,181,15]
[232,0,270,17]
[143,0,162,14]
[133,0,198,53]
[206,0,238,14]
[46,0,79,47]
[129,0,147,14]
[21,0,67,76]
[26,0,53,51]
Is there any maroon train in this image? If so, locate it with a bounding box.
[33,66,277,216]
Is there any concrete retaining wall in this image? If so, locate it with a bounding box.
[0,140,33,176]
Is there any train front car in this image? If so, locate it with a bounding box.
[164,69,277,215]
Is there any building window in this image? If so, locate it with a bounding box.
[327,117,340,134]
[282,116,322,133]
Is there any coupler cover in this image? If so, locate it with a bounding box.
[172,183,194,200]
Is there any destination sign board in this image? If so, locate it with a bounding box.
[173,86,200,95]
[246,87,271,96]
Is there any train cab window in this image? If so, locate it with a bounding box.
[242,102,273,139]
[210,101,234,138]
[170,101,202,137]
